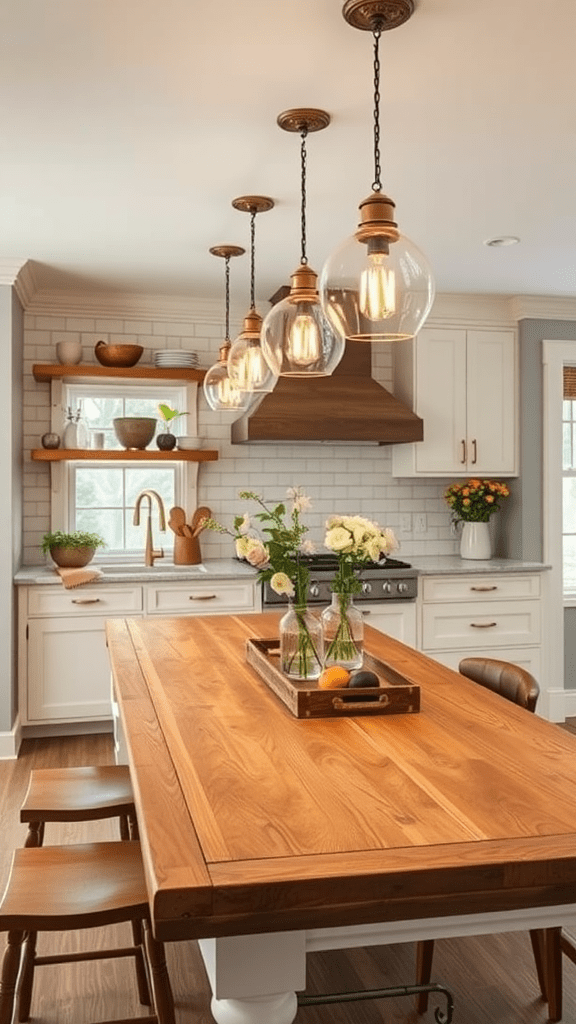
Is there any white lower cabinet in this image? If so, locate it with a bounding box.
[20,585,143,725]
[362,601,417,648]
[419,573,543,684]
[20,578,259,727]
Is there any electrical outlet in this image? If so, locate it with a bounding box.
[400,513,412,534]
[414,513,427,534]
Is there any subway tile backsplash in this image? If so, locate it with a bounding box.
[22,310,460,564]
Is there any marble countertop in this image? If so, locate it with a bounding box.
[14,559,258,586]
[409,556,551,575]
[14,555,550,586]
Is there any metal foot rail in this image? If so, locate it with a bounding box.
[298,981,454,1024]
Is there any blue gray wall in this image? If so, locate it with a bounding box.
[515,318,576,688]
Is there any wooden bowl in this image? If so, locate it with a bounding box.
[49,545,96,569]
[94,341,144,368]
[113,417,156,450]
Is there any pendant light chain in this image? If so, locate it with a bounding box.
[372,25,383,193]
[224,254,231,341]
[300,125,309,265]
[249,209,256,308]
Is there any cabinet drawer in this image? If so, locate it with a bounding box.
[422,599,541,650]
[424,647,542,680]
[27,586,143,617]
[421,574,541,603]
[145,580,257,615]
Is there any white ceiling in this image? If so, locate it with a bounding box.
[2,0,575,306]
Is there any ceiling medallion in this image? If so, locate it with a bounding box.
[231,196,275,215]
[342,0,414,32]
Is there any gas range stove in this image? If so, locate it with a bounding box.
[261,553,418,606]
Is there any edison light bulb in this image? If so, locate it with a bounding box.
[287,311,322,367]
[359,252,396,321]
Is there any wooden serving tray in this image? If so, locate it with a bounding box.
[246,638,421,719]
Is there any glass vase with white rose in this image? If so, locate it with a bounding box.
[322,515,398,670]
[204,487,323,680]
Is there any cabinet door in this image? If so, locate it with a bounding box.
[27,616,125,722]
[414,328,467,474]
[466,330,516,474]
[363,602,417,647]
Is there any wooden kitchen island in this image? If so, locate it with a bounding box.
[106,613,576,1024]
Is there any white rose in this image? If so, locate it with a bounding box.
[325,526,354,553]
[270,572,295,597]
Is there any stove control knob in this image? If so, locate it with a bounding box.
[382,581,392,594]
[397,582,409,594]
[309,581,320,598]
[362,581,372,595]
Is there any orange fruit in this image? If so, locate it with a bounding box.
[318,666,351,689]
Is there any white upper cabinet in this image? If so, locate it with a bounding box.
[392,326,517,477]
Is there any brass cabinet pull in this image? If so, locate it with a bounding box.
[470,585,498,592]
[189,594,217,600]
[460,439,466,463]
[71,598,101,605]
[471,438,477,464]
[470,621,497,628]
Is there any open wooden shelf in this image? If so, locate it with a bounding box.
[31,448,218,462]
[32,364,206,384]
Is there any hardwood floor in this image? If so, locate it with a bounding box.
[1,732,576,1023]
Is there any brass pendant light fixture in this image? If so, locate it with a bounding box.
[203,245,253,414]
[227,196,277,394]
[319,0,435,342]
[260,108,345,378]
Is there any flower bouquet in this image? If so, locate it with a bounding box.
[205,488,323,679]
[444,479,510,522]
[323,515,398,669]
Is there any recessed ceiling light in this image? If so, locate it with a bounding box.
[483,236,520,247]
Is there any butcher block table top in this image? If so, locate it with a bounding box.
[106,613,576,943]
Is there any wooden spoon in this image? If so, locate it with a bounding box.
[168,506,186,536]
[191,505,211,530]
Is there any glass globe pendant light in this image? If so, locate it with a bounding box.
[319,0,435,342]
[260,109,345,377]
[203,245,253,414]
[227,196,277,394]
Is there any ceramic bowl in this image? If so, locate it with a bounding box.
[95,342,144,368]
[177,436,202,450]
[113,417,156,449]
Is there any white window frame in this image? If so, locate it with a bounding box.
[49,379,199,563]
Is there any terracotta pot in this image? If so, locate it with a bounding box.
[113,417,156,450]
[49,545,96,569]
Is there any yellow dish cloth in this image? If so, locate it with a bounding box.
[56,567,103,589]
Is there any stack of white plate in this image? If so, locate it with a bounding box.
[154,349,199,368]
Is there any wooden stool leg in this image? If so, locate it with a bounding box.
[17,931,38,1023]
[131,920,152,1006]
[544,927,562,1022]
[415,939,435,1014]
[23,823,43,850]
[0,930,25,1024]
[529,929,548,1001]
[143,922,175,1024]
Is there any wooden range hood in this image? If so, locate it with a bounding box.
[231,340,423,445]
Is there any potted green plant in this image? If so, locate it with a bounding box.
[41,530,106,569]
[156,404,187,450]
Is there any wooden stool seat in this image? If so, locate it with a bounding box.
[20,765,137,846]
[0,840,175,1024]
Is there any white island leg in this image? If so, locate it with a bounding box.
[198,931,306,1024]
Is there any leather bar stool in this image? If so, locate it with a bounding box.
[0,840,175,1024]
[19,765,137,848]
[415,658,562,1019]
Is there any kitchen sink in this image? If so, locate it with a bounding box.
[98,563,209,575]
